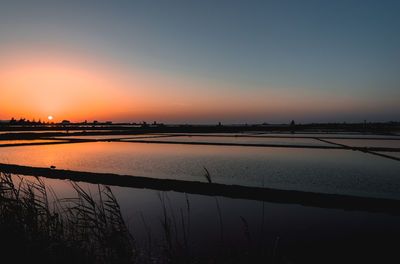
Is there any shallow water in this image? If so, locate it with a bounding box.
[378,152,400,159]
[123,135,337,147]
[0,129,114,134]
[2,135,400,262]
[0,139,68,145]
[254,133,400,139]
[12,174,400,263]
[1,141,400,199]
[328,138,400,148]
[54,134,164,140]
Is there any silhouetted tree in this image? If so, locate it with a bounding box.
[290,120,296,133]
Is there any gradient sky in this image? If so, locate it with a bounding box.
[1,0,399,123]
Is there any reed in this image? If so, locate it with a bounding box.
[0,172,135,264]
[157,191,192,263]
[0,171,280,263]
[203,167,212,183]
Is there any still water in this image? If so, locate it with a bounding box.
[0,130,114,134]
[54,134,167,140]
[0,139,67,145]
[0,141,399,199]
[12,174,400,263]
[1,137,400,262]
[378,151,400,159]
[122,135,337,147]
[327,138,400,148]
[254,132,400,139]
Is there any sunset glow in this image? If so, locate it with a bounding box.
[1,2,400,263]
[0,1,399,123]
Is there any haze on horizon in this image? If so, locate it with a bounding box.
[1,0,399,124]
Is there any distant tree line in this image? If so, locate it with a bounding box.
[8,117,48,125]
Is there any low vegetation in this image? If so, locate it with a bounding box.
[0,172,135,264]
[0,172,283,263]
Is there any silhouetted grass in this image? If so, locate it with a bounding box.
[203,167,212,183]
[0,171,284,264]
[0,172,136,264]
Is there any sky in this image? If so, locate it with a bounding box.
[0,0,399,124]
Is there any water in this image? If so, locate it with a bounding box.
[0,139,68,145]
[378,152,400,159]
[53,134,165,140]
[253,133,400,139]
[1,135,400,262]
[0,129,115,134]
[123,135,337,147]
[11,174,400,263]
[1,141,400,199]
[327,139,400,148]
[112,186,400,262]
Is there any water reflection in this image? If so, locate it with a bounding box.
[328,139,400,148]
[1,141,400,199]
[254,133,400,139]
[11,174,400,263]
[0,130,114,134]
[377,152,400,159]
[122,136,336,147]
[0,139,68,145]
[54,134,170,140]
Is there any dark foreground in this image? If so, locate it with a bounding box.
[1,124,400,263]
[1,167,400,264]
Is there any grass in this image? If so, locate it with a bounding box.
[0,171,285,264]
[0,172,136,264]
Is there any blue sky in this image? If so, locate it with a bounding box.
[1,0,399,123]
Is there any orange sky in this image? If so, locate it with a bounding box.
[0,50,389,123]
[1,1,399,124]
[0,52,133,122]
[0,51,265,123]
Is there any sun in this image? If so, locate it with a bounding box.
[48,115,53,121]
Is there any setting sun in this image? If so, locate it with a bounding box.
[0,1,399,263]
